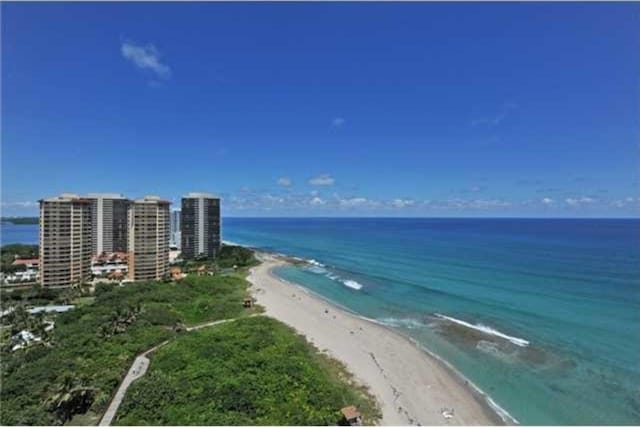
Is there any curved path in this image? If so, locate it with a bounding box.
[99,315,257,426]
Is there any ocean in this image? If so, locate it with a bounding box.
[1,223,39,245]
[3,218,639,424]
[222,218,640,425]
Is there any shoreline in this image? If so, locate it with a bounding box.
[247,250,514,426]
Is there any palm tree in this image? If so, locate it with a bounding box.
[46,374,97,423]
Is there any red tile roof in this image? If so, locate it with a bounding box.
[12,259,39,266]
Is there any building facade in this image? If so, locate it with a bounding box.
[170,209,181,249]
[87,193,129,255]
[181,192,221,259]
[39,194,92,287]
[127,196,171,281]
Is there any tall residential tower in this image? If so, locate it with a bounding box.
[170,209,181,249]
[127,196,171,281]
[181,192,221,259]
[87,193,129,255]
[39,194,92,287]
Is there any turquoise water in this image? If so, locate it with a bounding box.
[3,219,639,424]
[222,218,640,425]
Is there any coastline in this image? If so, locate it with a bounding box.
[247,250,514,426]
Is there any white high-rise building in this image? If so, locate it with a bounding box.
[87,193,129,255]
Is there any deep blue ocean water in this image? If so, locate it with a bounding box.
[3,219,639,424]
[1,223,39,245]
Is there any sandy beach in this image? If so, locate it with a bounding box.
[247,252,508,426]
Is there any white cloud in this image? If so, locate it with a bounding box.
[331,117,345,128]
[1,201,38,208]
[542,197,554,205]
[339,197,369,207]
[309,197,326,206]
[308,174,335,186]
[566,196,595,206]
[391,199,415,208]
[611,197,640,208]
[121,40,171,79]
[277,177,292,187]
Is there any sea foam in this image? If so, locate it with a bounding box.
[377,317,424,329]
[342,279,363,290]
[435,313,530,347]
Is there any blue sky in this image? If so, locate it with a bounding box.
[2,2,639,217]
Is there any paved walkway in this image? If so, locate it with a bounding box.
[99,314,258,426]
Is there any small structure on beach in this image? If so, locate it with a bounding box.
[243,297,254,309]
[340,405,362,426]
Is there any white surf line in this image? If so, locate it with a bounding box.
[434,313,530,347]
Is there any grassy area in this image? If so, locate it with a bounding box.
[115,316,380,426]
[71,296,96,307]
[0,274,252,425]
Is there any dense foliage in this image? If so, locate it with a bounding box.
[0,285,64,311]
[0,274,251,425]
[115,316,380,426]
[216,244,259,269]
[1,217,39,225]
[1,244,39,273]
[178,244,258,272]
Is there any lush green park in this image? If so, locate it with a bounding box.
[0,274,254,425]
[115,316,380,426]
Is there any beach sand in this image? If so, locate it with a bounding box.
[247,253,507,426]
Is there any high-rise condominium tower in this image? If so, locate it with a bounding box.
[127,196,171,281]
[87,193,129,255]
[181,192,221,259]
[170,209,181,249]
[39,193,92,287]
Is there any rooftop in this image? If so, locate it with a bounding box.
[40,193,91,203]
[340,406,361,420]
[87,193,127,199]
[134,195,171,204]
[184,192,218,199]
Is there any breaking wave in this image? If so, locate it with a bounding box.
[342,279,363,290]
[303,260,364,291]
[435,313,530,347]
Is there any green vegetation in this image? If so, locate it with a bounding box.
[0,274,252,425]
[1,247,380,426]
[1,285,63,310]
[216,245,259,269]
[1,217,39,225]
[178,244,259,273]
[1,244,38,273]
[115,316,380,426]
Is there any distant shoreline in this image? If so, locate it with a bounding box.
[1,217,39,225]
